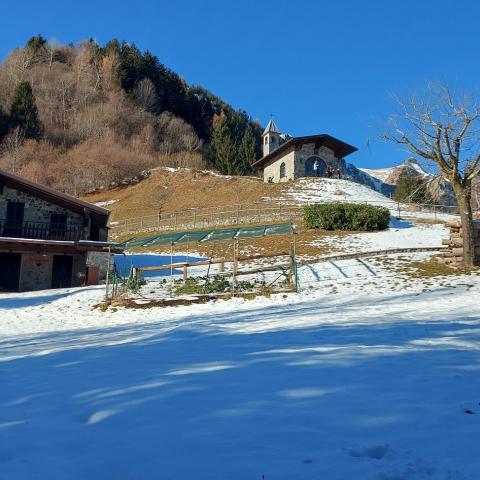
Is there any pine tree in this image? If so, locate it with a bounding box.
[26,35,47,52]
[10,81,42,140]
[393,173,433,204]
[0,106,9,142]
[211,115,235,174]
[238,125,256,175]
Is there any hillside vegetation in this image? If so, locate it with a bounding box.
[0,36,262,194]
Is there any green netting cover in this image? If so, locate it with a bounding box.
[175,231,210,244]
[124,234,162,248]
[236,225,267,239]
[203,228,238,242]
[142,233,184,247]
[265,224,294,235]
[124,223,294,248]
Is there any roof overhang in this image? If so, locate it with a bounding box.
[253,134,358,169]
[0,169,110,226]
[0,237,123,254]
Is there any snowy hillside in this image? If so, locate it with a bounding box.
[360,158,429,186]
[359,166,394,183]
[0,191,474,480]
[1,247,480,479]
[280,178,395,207]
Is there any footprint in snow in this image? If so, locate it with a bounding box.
[348,444,391,460]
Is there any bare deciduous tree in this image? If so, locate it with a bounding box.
[132,78,158,112]
[385,83,480,266]
[0,127,24,172]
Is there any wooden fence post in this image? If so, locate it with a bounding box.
[105,246,111,300]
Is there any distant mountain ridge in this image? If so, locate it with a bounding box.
[357,158,456,206]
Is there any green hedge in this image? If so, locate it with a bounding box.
[304,203,390,231]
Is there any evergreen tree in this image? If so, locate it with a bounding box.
[211,115,235,174]
[238,125,256,175]
[26,34,47,52]
[101,39,262,153]
[10,82,42,140]
[0,106,9,142]
[393,173,433,204]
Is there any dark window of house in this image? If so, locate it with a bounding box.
[280,162,286,179]
[90,223,100,241]
[4,201,25,237]
[49,213,67,239]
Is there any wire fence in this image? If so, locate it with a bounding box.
[109,203,301,237]
[109,199,460,238]
[104,241,299,304]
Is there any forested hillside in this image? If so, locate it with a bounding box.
[0,36,262,194]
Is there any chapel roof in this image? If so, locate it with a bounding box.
[253,134,358,168]
[262,119,281,136]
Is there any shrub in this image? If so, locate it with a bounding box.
[304,202,390,231]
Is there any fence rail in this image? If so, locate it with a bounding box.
[109,203,302,236]
[109,200,460,237]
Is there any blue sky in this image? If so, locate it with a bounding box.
[1,0,479,168]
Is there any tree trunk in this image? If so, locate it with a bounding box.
[455,186,475,266]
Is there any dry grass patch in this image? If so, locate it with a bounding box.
[401,216,448,225]
[83,168,285,221]
[397,258,478,278]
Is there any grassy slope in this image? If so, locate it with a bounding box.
[83,168,397,259]
[83,168,284,221]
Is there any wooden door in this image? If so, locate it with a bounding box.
[0,253,21,291]
[51,255,73,288]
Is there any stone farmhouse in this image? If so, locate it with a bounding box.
[253,119,357,183]
[0,169,119,291]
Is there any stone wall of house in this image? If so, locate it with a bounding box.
[263,144,340,183]
[0,186,87,234]
[294,144,339,178]
[263,149,296,183]
[19,253,52,291]
[86,251,115,281]
[439,220,480,266]
[17,252,86,291]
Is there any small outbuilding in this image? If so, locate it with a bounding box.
[253,119,358,183]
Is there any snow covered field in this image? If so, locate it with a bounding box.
[1,216,479,479]
[2,251,480,479]
[313,219,449,255]
[271,178,458,222]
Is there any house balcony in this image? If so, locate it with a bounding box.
[0,220,85,242]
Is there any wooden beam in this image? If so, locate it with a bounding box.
[138,251,291,272]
